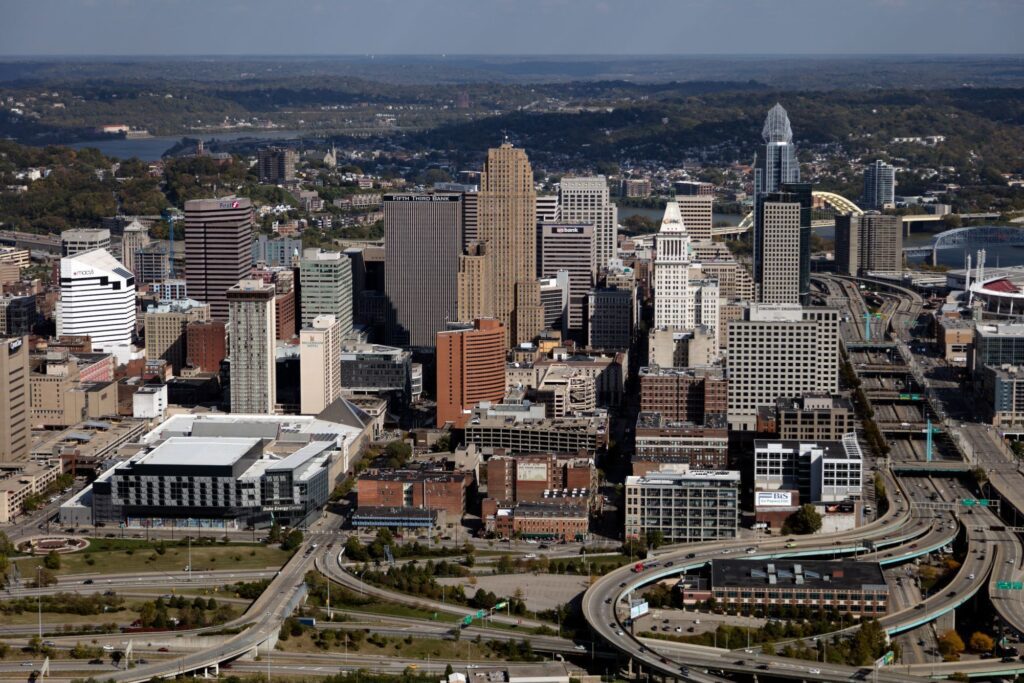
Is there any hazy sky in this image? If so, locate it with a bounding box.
[3,0,1023,56]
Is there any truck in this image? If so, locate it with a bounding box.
[297,617,317,627]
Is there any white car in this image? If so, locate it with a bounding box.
[810,668,821,675]
[968,573,975,580]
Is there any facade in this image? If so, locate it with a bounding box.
[973,323,1024,374]
[383,193,462,348]
[0,295,36,336]
[633,412,729,472]
[653,201,695,329]
[186,320,226,373]
[435,318,506,427]
[485,453,595,502]
[754,195,801,304]
[539,224,596,333]
[0,460,63,523]
[134,243,170,285]
[489,500,589,542]
[257,147,298,184]
[339,342,415,404]
[624,468,740,543]
[834,213,903,276]
[559,176,618,270]
[357,469,468,518]
[299,248,353,332]
[143,299,211,373]
[477,143,538,345]
[710,560,888,617]
[753,103,800,223]
[587,287,633,351]
[978,364,1024,431]
[535,194,559,224]
[639,365,727,425]
[252,235,302,267]
[300,315,343,415]
[648,325,717,368]
[457,241,494,323]
[0,336,29,461]
[539,273,570,334]
[676,194,714,243]
[863,160,896,210]
[775,394,856,440]
[61,228,111,257]
[184,197,254,321]
[726,305,840,431]
[463,400,608,454]
[227,279,277,415]
[754,433,863,503]
[57,249,136,352]
[120,220,150,277]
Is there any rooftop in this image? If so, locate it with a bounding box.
[627,469,740,485]
[140,437,260,467]
[711,559,886,592]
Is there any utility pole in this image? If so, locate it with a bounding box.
[37,566,42,641]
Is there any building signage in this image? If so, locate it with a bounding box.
[72,269,95,277]
[755,491,793,507]
[629,600,649,620]
[384,194,460,202]
[552,226,585,234]
[517,463,548,482]
[8,338,22,354]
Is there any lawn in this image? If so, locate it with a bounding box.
[14,540,292,576]
[278,631,536,662]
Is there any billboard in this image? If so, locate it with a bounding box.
[517,463,548,482]
[755,491,793,507]
[629,600,649,620]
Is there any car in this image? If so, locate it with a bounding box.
[604,598,611,604]
[408,665,418,670]
[680,667,689,675]
[745,547,757,554]
[137,659,148,664]
[650,625,658,631]
[21,662,34,667]
[574,645,586,651]
[947,591,957,597]
[83,579,94,584]
[157,647,169,652]
[89,659,104,665]
[620,581,627,587]
[665,561,674,567]
[914,604,925,610]
[1003,656,1016,663]
[686,553,696,558]
[615,630,624,636]
[918,639,926,647]
[1010,559,1016,565]
[663,618,670,623]
[785,542,795,548]
[694,619,700,624]
[757,664,769,670]
[102,645,115,652]
[809,669,821,675]
[745,649,754,654]
[968,573,975,580]
[676,626,683,633]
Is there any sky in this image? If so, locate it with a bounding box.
[2,0,1023,56]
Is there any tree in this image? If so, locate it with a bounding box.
[783,504,823,535]
[431,434,451,453]
[384,440,412,468]
[938,630,965,658]
[281,529,304,552]
[645,529,665,550]
[43,550,62,570]
[268,522,283,544]
[32,568,57,588]
[968,631,994,653]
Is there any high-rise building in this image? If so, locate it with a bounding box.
[435,318,506,428]
[863,160,896,210]
[625,468,739,543]
[185,320,226,373]
[835,213,903,276]
[560,177,618,270]
[477,143,537,345]
[539,272,570,334]
[57,249,136,352]
[587,287,633,351]
[300,315,342,415]
[726,304,840,431]
[676,194,714,243]
[0,295,36,336]
[227,279,277,414]
[184,197,254,322]
[252,235,302,267]
[135,243,170,285]
[753,103,800,211]
[120,220,150,277]
[61,228,111,257]
[257,147,298,184]
[0,336,29,461]
[144,299,211,373]
[457,241,494,323]
[383,193,462,348]
[754,193,801,304]
[299,248,353,332]
[536,194,559,224]
[653,202,696,328]
[539,224,595,334]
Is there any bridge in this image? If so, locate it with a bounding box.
[903,224,1024,265]
[712,190,863,237]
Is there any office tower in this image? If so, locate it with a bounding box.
[675,181,714,196]
[120,220,150,277]
[693,277,721,346]
[539,272,570,335]
[863,160,896,210]
[61,228,111,257]
[457,241,493,323]
[587,287,633,351]
[462,191,479,247]
[539,224,596,334]
[0,295,36,336]
[57,249,136,351]
[299,248,353,332]
[726,304,840,431]
[435,318,506,428]
[253,235,302,267]
[383,193,462,348]
[186,320,226,373]
[144,299,210,373]
[477,142,537,345]
[676,195,714,243]
[0,336,29,460]
[300,315,342,415]
[753,103,800,206]
[560,177,618,270]
[514,280,545,345]
[653,202,696,328]
[257,147,298,184]
[754,193,801,304]
[536,195,559,224]
[135,243,170,284]
[184,197,253,322]
[835,213,904,276]
[227,279,277,414]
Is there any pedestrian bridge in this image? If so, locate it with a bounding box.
[903,225,1024,265]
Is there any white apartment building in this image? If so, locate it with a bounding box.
[57,248,136,353]
[625,468,740,543]
[300,315,343,415]
[559,177,618,270]
[726,304,840,431]
[754,432,863,503]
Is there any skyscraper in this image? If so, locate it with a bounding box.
[653,202,696,329]
[184,197,253,321]
[300,315,342,415]
[753,194,801,305]
[435,318,506,428]
[559,177,618,270]
[57,248,136,352]
[835,213,904,276]
[863,160,896,210]
[299,248,353,332]
[383,193,462,348]
[0,336,29,461]
[61,228,111,258]
[457,241,494,323]
[257,147,298,184]
[675,195,714,243]
[120,220,150,277]
[753,103,801,203]
[477,142,538,345]
[539,224,596,335]
[227,279,277,415]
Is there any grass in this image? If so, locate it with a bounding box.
[278,631,537,662]
[4,608,138,627]
[337,602,460,624]
[13,540,292,576]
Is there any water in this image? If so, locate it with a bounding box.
[617,204,742,227]
[67,129,307,161]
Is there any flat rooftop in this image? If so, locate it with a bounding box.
[140,437,260,467]
[711,559,887,592]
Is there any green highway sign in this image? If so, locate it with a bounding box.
[961,499,991,507]
[476,609,486,618]
[494,601,508,610]
[997,581,1024,590]
[462,616,472,626]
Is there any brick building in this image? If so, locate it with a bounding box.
[357,469,468,518]
[639,366,727,424]
[484,452,595,502]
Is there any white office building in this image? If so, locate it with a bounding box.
[625,467,740,543]
[57,248,136,354]
[754,432,863,503]
[559,177,618,270]
[654,201,696,329]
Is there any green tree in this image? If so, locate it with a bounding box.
[782,504,823,535]
[383,440,412,468]
[268,522,283,544]
[645,529,665,550]
[281,529,304,552]
[43,550,62,570]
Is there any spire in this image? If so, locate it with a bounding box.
[762,103,793,144]
[659,201,687,234]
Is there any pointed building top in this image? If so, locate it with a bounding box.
[762,103,793,144]
[659,201,687,234]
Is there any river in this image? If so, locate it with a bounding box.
[68,129,308,161]
[616,204,742,227]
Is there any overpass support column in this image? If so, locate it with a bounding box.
[931,247,938,268]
